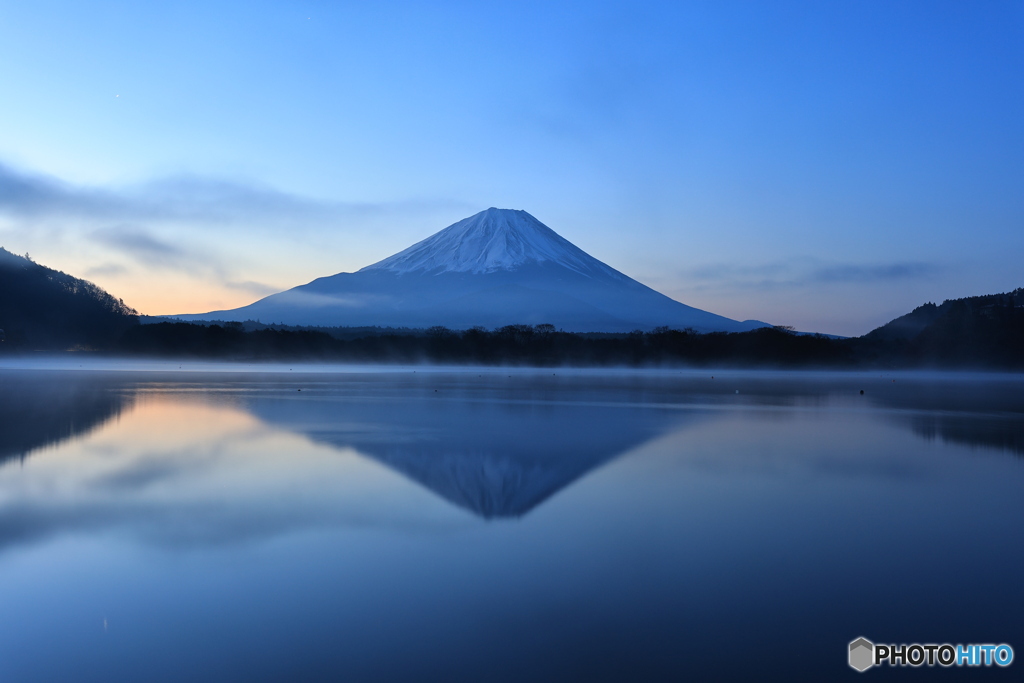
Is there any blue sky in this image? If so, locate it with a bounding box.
[0,0,1021,335]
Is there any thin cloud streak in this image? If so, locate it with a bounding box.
[91,225,192,269]
[90,224,280,299]
[681,258,944,292]
[83,263,129,278]
[0,160,473,314]
[222,280,282,297]
[812,263,939,284]
[0,162,466,231]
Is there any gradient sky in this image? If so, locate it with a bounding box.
[0,0,1021,335]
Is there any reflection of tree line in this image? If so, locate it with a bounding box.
[910,416,1024,457]
[872,379,1024,458]
[1,373,1022,519]
[0,374,132,465]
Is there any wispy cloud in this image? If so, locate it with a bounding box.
[0,162,455,230]
[83,263,129,278]
[91,225,193,269]
[90,224,279,296]
[0,160,470,313]
[810,262,939,283]
[222,280,281,297]
[682,258,944,291]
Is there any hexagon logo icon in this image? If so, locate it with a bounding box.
[849,637,874,672]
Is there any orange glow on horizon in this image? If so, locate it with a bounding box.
[86,270,284,318]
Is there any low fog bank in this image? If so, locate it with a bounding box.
[3,319,1021,370]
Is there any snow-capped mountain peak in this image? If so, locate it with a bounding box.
[176,207,771,333]
[360,207,621,278]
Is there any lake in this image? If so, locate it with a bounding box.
[0,361,1022,681]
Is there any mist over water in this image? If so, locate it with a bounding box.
[0,364,1022,681]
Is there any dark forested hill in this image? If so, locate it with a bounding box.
[123,288,1022,368]
[854,288,1024,368]
[0,247,139,350]
[1,247,1020,369]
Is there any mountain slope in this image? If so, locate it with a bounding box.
[0,248,139,348]
[858,288,1024,367]
[363,208,625,278]
[177,208,769,333]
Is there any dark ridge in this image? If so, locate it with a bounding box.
[0,247,139,349]
[1,249,1020,369]
[117,322,853,367]
[852,287,1024,367]
[142,316,429,340]
[863,302,946,342]
[867,289,1024,342]
[116,295,1024,369]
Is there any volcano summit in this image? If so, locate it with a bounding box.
[177,208,769,332]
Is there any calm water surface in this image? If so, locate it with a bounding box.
[0,363,1022,681]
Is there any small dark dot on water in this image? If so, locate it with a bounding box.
[297,389,301,392]
[860,390,864,395]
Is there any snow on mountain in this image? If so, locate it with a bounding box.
[362,207,624,279]
[173,208,770,333]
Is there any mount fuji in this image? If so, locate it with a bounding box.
[177,208,769,332]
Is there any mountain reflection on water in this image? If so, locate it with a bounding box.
[1,366,1024,683]
[243,381,684,518]
[1,369,1023,523]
